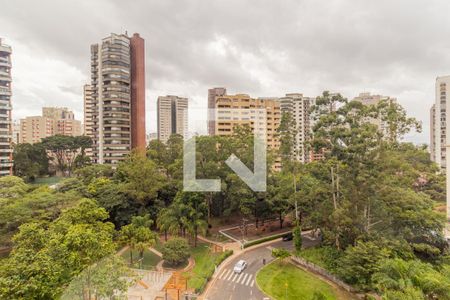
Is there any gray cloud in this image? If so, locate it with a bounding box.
[1,0,449,142]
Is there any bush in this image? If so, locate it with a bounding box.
[162,238,190,266]
[271,248,291,260]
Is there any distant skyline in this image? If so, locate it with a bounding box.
[3,0,450,144]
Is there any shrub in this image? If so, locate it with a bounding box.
[271,248,291,261]
[243,232,288,248]
[162,238,190,266]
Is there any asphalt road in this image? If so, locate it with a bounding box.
[205,233,319,300]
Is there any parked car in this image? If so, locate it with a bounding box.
[233,260,247,274]
[282,232,293,241]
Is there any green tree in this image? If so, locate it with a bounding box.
[0,199,116,299]
[13,143,49,181]
[277,111,297,165]
[293,220,302,253]
[120,214,156,265]
[61,255,136,300]
[176,192,208,246]
[271,247,291,263]
[0,175,28,198]
[162,237,190,267]
[116,153,165,207]
[337,241,392,289]
[373,258,450,300]
[41,135,92,176]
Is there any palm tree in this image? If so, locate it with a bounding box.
[157,204,186,240]
[178,192,208,247]
[120,214,156,266]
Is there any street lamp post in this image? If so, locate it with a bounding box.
[285,282,288,299]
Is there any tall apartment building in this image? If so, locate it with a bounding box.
[12,121,20,145]
[83,84,94,138]
[279,93,315,163]
[19,107,81,144]
[431,75,450,169]
[85,33,146,165]
[0,39,13,176]
[207,87,227,136]
[214,94,281,149]
[352,92,397,136]
[157,95,188,143]
[430,104,436,162]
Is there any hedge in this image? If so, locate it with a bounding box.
[243,232,290,248]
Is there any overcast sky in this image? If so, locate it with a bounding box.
[2,0,450,144]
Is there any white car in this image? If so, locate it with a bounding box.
[233,260,247,274]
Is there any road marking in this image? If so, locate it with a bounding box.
[250,279,255,287]
[219,269,229,280]
[240,273,248,284]
[245,274,253,286]
[226,270,234,281]
[231,273,239,282]
[236,272,244,284]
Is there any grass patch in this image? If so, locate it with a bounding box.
[184,243,218,291]
[153,238,165,253]
[183,242,233,293]
[297,246,341,273]
[256,260,338,300]
[120,248,162,270]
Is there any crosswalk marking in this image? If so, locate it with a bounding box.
[245,274,253,286]
[218,269,257,287]
[226,270,234,281]
[219,269,229,280]
[240,273,248,284]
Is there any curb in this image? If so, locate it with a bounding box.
[254,259,278,300]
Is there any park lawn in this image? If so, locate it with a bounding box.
[184,242,220,291]
[120,248,162,270]
[256,260,338,300]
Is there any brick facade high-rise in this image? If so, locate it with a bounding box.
[130,33,146,152]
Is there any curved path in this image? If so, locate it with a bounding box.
[204,233,319,300]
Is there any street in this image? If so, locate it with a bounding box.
[205,233,318,300]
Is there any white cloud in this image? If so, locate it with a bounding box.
[2,0,449,144]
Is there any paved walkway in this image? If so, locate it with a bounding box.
[127,269,172,300]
